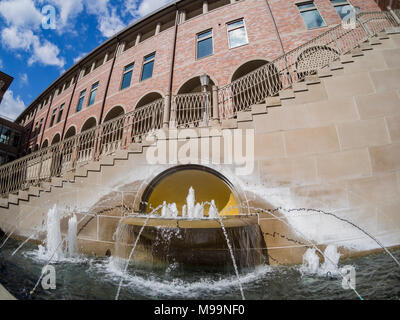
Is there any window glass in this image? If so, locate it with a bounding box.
[57,104,65,123]
[297,2,326,29]
[76,89,86,112]
[121,63,134,90]
[141,53,155,81]
[50,108,57,127]
[227,19,248,49]
[197,30,213,59]
[88,82,98,106]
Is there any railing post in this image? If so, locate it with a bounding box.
[93,127,102,160]
[37,153,43,185]
[212,85,219,126]
[163,94,171,129]
[170,97,177,128]
[388,7,400,25]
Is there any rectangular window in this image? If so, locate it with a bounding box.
[121,63,134,90]
[38,118,43,134]
[227,19,248,49]
[141,53,155,81]
[88,82,99,106]
[57,103,65,123]
[197,30,213,59]
[76,89,86,112]
[50,108,57,127]
[330,0,352,20]
[297,1,326,29]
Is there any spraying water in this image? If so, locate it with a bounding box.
[301,248,320,274]
[45,205,63,260]
[67,215,78,257]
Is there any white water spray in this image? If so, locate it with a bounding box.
[67,215,78,257]
[45,205,63,260]
[301,245,341,276]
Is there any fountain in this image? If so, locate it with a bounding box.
[114,187,268,270]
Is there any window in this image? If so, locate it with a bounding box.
[57,104,65,123]
[197,30,213,59]
[330,0,352,20]
[141,53,155,81]
[121,63,134,90]
[88,82,99,106]
[297,1,326,29]
[38,118,43,135]
[227,19,248,49]
[76,89,86,112]
[50,108,57,127]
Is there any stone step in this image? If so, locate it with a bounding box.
[74,167,88,177]
[221,119,238,129]
[304,75,321,85]
[99,156,115,166]
[40,183,51,192]
[292,82,308,93]
[340,55,354,64]
[330,61,344,71]
[18,191,29,201]
[113,150,129,160]
[318,69,332,78]
[279,89,295,100]
[237,111,253,122]
[8,194,19,205]
[377,31,389,39]
[351,48,364,57]
[266,96,282,107]
[360,42,373,51]
[369,38,382,45]
[128,143,143,153]
[51,178,63,187]
[28,187,40,197]
[86,162,101,172]
[251,104,268,115]
[0,198,8,208]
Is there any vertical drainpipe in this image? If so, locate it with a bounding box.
[98,39,121,124]
[164,6,179,128]
[39,92,55,147]
[264,0,291,83]
[60,69,81,139]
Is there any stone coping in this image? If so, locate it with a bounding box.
[122,215,258,229]
[0,283,16,300]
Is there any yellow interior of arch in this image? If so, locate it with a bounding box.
[146,169,239,216]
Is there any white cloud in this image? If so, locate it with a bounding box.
[29,39,65,68]
[98,8,126,38]
[126,0,173,18]
[0,0,43,29]
[73,51,88,64]
[1,26,36,50]
[20,73,29,84]
[0,90,26,121]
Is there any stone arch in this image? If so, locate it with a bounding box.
[80,117,98,133]
[51,133,61,146]
[103,105,126,123]
[64,126,77,139]
[175,75,217,128]
[138,165,242,216]
[295,45,340,79]
[42,139,49,149]
[227,59,282,116]
[135,92,164,109]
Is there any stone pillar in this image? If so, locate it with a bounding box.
[135,33,142,46]
[163,94,171,129]
[212,85,219,125]
[180,10,186,24]
[203,1,208,14]
[230,0,236,4]
[103,52,109,64]
[155,22,162,35]
[170,98,177,128]
[90,61,96,72]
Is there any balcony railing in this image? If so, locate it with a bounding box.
[0,11,398,198]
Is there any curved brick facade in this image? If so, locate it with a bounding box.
[16,0,379,153]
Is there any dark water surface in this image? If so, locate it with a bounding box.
[0,238,399,300]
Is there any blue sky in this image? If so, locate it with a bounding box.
[0,0,173,120]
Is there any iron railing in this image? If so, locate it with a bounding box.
[173,92,211,128]
[0,11,398,198]
[218,10,397,119]
[0,99,164,196]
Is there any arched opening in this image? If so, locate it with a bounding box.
[225,60,282,118]
[141,165,239,216]
[42,140,49,149]
[296,46,339,80]
[101,106,126,155]
[62,126,77,172]
[131,93,164,143]
[33,144,39,152]
[175,76,216,128]
[51,133,61,146]
[78,117,97,162]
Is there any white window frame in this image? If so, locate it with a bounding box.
[196,29,214,60]
[226,18,249,49]
[296,1,327,30]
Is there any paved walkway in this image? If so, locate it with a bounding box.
[0,282,16,300]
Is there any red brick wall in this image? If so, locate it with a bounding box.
[24,0,381,148]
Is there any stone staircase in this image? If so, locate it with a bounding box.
[0,29,398,211]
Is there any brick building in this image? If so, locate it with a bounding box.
[14,0,381,153]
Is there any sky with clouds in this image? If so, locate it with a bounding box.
[0,0,173,120]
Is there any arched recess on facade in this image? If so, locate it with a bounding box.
[295,45,339,80]
[61,126,77,172]
[131,92,164,142]
[101,106,126,155]
[78,117,98,162]
[51,133,61,146]
[175,75,216,128]
[227,59,282,116]
[64,126,76,140]
[42,139,49,149]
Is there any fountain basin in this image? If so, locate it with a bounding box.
[115,216,268,270]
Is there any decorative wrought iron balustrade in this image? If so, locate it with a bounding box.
[173,92,211,128]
